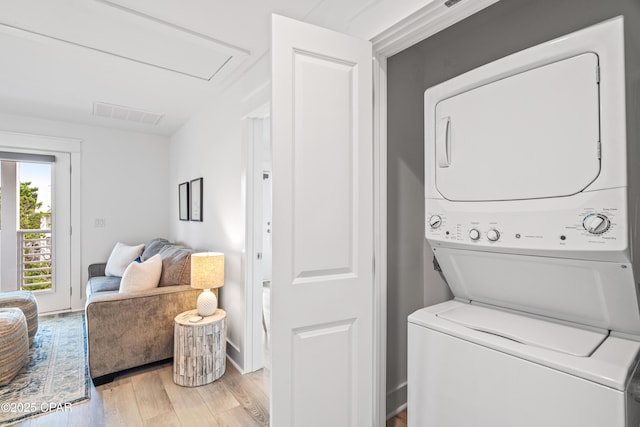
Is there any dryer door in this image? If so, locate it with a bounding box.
[434,53,600,201]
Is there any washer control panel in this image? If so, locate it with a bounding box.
[425,188,628,255]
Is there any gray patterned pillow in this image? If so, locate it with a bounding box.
[157,245,192,287]
[141,238,170,261]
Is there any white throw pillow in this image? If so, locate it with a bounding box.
[119,254,162,293]
[105,242,145,277]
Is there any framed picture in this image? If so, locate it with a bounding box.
[190,178,203,222]
[178,182,189,221]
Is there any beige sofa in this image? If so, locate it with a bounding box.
[85,238,206,385]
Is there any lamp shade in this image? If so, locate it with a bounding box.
[191,252,224,290]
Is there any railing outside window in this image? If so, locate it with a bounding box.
[18,229,52,291]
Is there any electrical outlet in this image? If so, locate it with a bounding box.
[94,218,106,228]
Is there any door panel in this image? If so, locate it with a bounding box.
[293,51,356,280]
[434,53,600,201]
[271,14,373,427]
[38,152,71,312]
[293,320,355,426]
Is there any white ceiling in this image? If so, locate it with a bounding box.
[0,0,415,136]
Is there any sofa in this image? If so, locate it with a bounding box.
[85,238,208,385]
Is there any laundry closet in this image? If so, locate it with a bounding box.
[385,0,640,423]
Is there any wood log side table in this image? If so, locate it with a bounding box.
[173,308,226,387]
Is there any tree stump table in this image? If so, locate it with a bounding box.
[173,308,226,387]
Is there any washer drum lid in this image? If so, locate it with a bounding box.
[437,304,607,357]
[433,53,600,201]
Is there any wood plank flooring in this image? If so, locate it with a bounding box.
[12,358,408,426]
[11,283,405,427]
[387,409,408,427]
[13,361,270,427]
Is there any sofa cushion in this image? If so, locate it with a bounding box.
[105,242,145,277]
[141,238,170,261]
[158,245,192,287]
[119,254,162,293]
[87,276,121,296]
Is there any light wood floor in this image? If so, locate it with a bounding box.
[13,360,269,427]
[12,357,408,427]
[387,409,408,427]
[12,286,404,427]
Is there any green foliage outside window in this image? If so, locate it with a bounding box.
[20,182,52,291]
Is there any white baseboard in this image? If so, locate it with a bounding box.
[226,354,243,374]
[226,338,243,373]
[386,381,408,419]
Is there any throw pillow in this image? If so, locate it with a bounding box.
[141,238,170,261]
[158,245,192,287]
[119,254,162,293]
[105,242,145,277]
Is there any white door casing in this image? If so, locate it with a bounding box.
[262,170,272,282]
[271,14,374,427]
[243,115,267,373]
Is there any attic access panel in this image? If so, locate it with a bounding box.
[433,53,600,202]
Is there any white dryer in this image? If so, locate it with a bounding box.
[410,16,640,427]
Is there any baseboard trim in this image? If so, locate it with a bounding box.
[226,354,243,374]
[386,381,408,419]
[226,339,243,372]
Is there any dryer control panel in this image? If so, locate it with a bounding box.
[426,187,629,262]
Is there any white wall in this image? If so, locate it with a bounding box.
[0,112,170,306]
[169,54,270,370]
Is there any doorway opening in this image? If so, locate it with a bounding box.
[0,152,72,313]
[0,132,80,314]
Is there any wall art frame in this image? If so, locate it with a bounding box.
[179,181,189,221]
[190,177,203,222]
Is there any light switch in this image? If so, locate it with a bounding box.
[94,218,106,228]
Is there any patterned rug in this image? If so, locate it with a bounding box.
[0,311,89,425]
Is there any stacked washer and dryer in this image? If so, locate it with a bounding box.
[409,17,640,426]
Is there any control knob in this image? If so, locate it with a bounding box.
[428,215,442,229]
[469,229,481,241]
[583,213,611,235]
[487,229,500,242]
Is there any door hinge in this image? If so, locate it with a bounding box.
[596,65,600,83]
[70,287,73,296]
[373,256,376,274]
[597,141,602,159]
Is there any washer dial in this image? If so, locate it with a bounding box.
[583,213,611,235]
[487,229,500,242]
[429,215,442,229]
[469,229,481,241]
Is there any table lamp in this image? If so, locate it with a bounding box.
[191,252,224,317]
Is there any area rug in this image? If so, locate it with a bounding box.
[0,311,89,425]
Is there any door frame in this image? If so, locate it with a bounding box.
[0,130,82,312]
[241,0,501,422]
[243,104,271,373]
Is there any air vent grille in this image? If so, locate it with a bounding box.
[92,102,163,125]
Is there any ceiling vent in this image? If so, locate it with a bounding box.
[92,102,163,125]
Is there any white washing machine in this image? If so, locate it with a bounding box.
[410,16,640,427]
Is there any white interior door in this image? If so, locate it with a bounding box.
[31,152,71,313]
[271,14,374,427]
